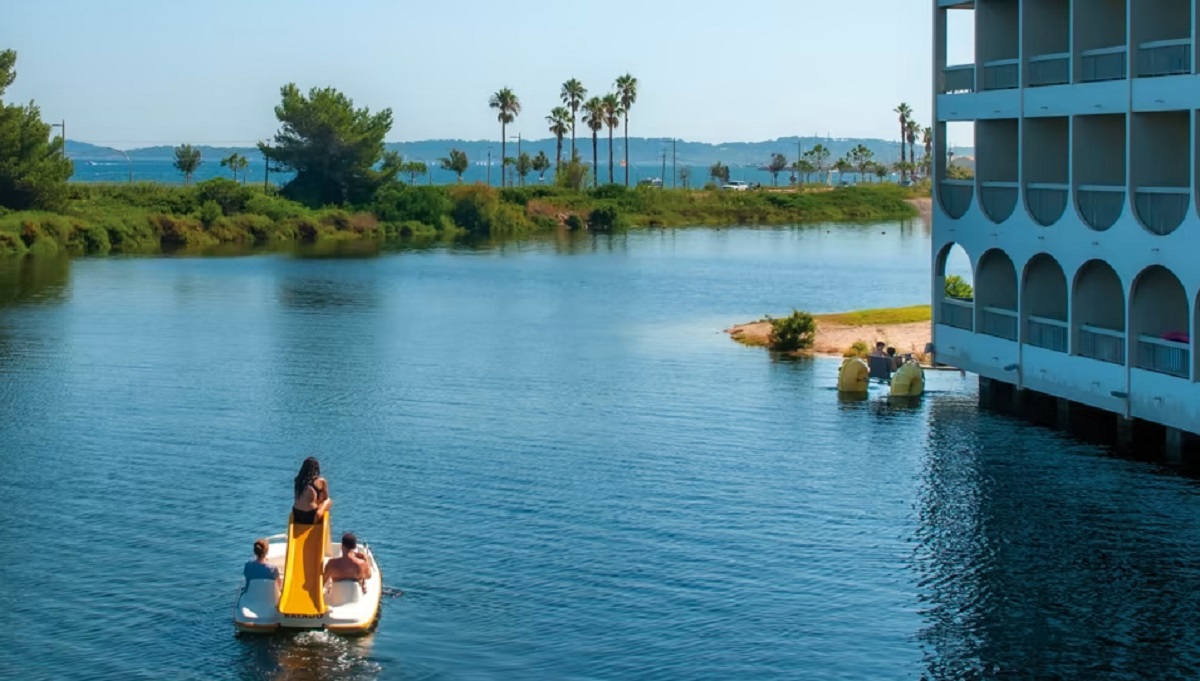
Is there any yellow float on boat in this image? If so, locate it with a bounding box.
[837,357,869,393]
[890,361,925,397]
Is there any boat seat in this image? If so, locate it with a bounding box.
[867,355,892,382]
[326,580,364,607]
[239,579,280,618]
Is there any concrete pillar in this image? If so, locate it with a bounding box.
[1165,427,1184,464]
[979,377,994,410]
[1012,387,1026,413]
[1056,398,1072,431]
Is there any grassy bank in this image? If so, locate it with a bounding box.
[728,304,932,358]
[0,179,923,257]
[815,305,931,326]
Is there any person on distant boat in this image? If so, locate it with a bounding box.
[325,532,372,594]
[292,456,331,524]
[870,341,887,358]
[243,538,281,592]
[886,346,901,371]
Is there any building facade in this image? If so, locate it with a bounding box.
[932,0,1200,433]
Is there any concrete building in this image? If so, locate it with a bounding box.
[931,0,1200,439]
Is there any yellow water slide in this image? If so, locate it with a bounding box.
[278,512,329,617]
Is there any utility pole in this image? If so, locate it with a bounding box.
[487,147,492,186]
[661,148,667,188]
[671,138,676,189]
[262,142,270,191]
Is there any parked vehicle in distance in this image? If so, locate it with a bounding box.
[721,181,750,191]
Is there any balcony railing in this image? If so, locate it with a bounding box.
[980,306,1018,340]
[1077,184,1125,231]
[1134,187,1189,235]
[1028,53,1070,87]
[1137,334,1189,377]
[980,181,1018,223]
[1026,183,1069,226]
[1137,39,1192,78]
[942,64,976,94]
[939,179,974,218]
[941,298,974,331]
[1081,46,1128,82]
[982,58,1020,90]
[1078,324,1126,364]
[1027,315,1068,352]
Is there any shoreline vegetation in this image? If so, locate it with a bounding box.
[0,181,927,258]
[727,305,932,359]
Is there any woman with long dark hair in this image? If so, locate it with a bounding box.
[292,457,331,524]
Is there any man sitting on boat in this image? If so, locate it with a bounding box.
[325,532,372,594]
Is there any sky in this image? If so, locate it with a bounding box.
[0,0,972,149]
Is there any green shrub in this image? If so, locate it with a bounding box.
[198,200,223,227]
[587,204,623,231]
[844,340,870,358]
[449,184,500,235]
[372,184,451,226]
[246,193,306,221]
[564,213,585,231]
[195,178,251,215]
[945,275,974,299]
[766,310,817,352]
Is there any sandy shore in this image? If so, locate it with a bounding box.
[906,197,932,222]
[727,318,932,357]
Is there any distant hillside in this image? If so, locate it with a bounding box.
[66,137,975,167]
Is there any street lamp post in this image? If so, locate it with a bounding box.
[509,133,521,186]
[50,120,66,159]
[487,147,493,186]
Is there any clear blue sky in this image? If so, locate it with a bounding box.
[1,0,957,148]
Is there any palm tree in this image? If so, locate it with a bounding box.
[516,152,533,187]
[874,162,889,183]
[236,155,249,184]
[850,144,874,182]
[767,152,787,186]
[922,126,933,178]
[547,107,571,169]
[601,93,622,185]
[794,159,815,183]
[173,144,202,186]
[561,79,587,159]
[894,102,912,182]
[532,151,551,183]
[581,97,604,188]
[489,87,521,187]
[906,119,920,171]
[615,74,638,186]
[401,160,428,184]
[440,149,469,183]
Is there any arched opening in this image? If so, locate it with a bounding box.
[938,121,975,219]
[1131,111,1190,235]
[935,242,974,331]
[976,249,1018,340]
[1073,114,1127,231]
[1131,265,1189,377]
[1073,260,1126,364]
[1022,254,1069,352]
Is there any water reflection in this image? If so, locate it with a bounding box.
[0,255,71,307]
[915,397,1200,679]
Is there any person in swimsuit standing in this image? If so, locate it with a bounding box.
[292,456,331,524]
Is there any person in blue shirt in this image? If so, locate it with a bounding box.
[243,538,281,592]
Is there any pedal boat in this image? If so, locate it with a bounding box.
[233,516,382,634]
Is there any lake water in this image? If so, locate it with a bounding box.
[3,224,1200,680]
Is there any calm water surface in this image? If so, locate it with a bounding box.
[2,225,1200,680]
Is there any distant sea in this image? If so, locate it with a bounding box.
[70,158,891,189]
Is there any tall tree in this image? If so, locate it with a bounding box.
[804,144,831,184]
[489,87,521,187]
[173,144,202,186]
[516,152,533,187]
[258,83,397,206]
[922,126,934,177]
[440,149,469,183]
[906,119,920,171]
[767,152,787,186]
[601,93,622,185]
[221,153,244,182]
[794,159,815,184]
[400,160,428,184]
[560,78,587,159]
[709,162,730,185]
[532,150,551,183]
[614,74,638,186]
[0,49,74,210]
[581,97,604,188]
[894,102,912,182]
[547,106,570,169]
[679,165,691,189]
[850,144,874,182]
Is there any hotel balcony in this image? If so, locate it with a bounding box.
[1133,0,1192,78]
[1074,260,1126,365]
[1075,0,1128,83]
[1131,110,1190,235]
[981,59,1020,90]
[1024,0,1070,86]
[975,250,1018,341]
[1023,254,1069,353]
[940,64,976,94]
[1073,114,1127,231]
[1131,265,1190,378]
[1023,117,1069,225]
[942,297,975,331]
[939,179,974,218]
[977,119,1018,223]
